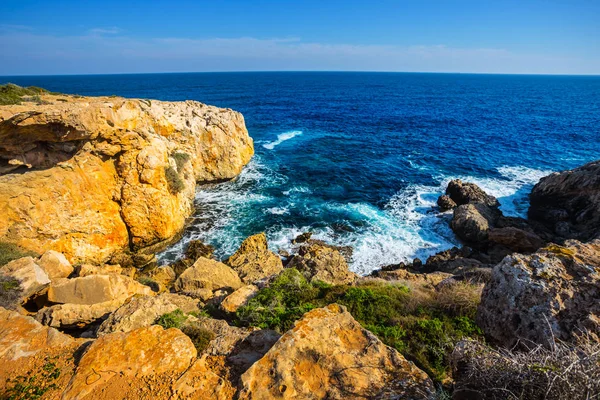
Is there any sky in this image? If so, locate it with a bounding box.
[0,0,598,75]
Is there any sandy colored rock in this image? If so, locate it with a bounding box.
[97,293,201,335]
[220,285,259,313]
[47,273,153,305]
[239,304,435,399]
[77,264,123,277]
[145,265,177,292]
[0,94,253,264]
[173,354,236,400]
[368,269,452,287]
[174,257,242,299]
[0,256,50,297]
[0,307,74,361]
[226,233,283,283]
[62,325,197,399]
[37,250,73,279]
[286,242,357,285]
[35,299,124,329]
[477,239,600,347]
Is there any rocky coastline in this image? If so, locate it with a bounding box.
[1,84,599,399]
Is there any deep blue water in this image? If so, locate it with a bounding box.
[3,72,600,274]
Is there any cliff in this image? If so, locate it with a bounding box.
[0,90,253,265]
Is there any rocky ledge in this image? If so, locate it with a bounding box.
[0,88,253,265]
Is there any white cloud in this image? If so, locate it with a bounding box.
[0,31,597,75]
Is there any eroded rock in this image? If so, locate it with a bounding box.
[226,233,283,284]
[286,243,357,285]
[220,285,259,313]
[174,257,242,300]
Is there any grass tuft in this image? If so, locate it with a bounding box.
[0,242,38,266]
[164,166,185,194]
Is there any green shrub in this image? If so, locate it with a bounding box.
[181,324,215,353]
[155,309,188,329]
[172,152,191,172]
[235,268,483,382]
[0,83,49,105]
[0,242,38,266]
[137,276,160,292]
[0,274,23,310]
[164,165,185,194]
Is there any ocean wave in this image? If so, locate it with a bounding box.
[263,130,303,150]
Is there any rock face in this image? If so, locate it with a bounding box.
[97,293,201,335]
[62,325,197,399]
[529,160,600,241]
[445,179,500,208]
[286,243,357,285]
[0,93,253,264]
[0,307,74,361]
[239,304,435,399]
[477,240,600,347]
[226,233,283,284]
[47,273,153,305]
[174,257,243,300]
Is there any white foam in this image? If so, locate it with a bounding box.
[263,130,303,150]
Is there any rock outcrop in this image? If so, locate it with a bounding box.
[35,299,124,329]
[0,93,253,265]
[529,160,600,241]
[220,285,259,313]
[477,240,600,347]
[226,233,283,284]
[286,242,357,285]
[174,257,243,300]
[239,304,435,399]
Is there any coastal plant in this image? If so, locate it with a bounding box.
[3,357,61,400]
[0,242,38,266]
[0,274,23,310]
[180,324,215,353]
[155,309,189,329]
[172,152,190,172]
[155,310,215,353]
[164,165,185,194]
[0,83,49,105]
[452,336,600,399]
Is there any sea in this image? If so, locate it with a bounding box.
[3,72,600,275]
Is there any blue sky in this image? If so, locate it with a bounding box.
[1,0,598,75]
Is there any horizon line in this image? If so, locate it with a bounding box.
[1,70,599,78]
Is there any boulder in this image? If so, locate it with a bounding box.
[76,263,123,277]
[37,250,73,279]
[62,325,197,399]
[226,233,283,284]
[529,160,600,241]
[437,194,457,211]
[144,265,177,292]
[286,243,357,285]
[0,307,74,361]
[451,203,500,244]
[487,226,544,253]
[477,240,600,348]
[0,256,50,298]
[0,93,253,265]
[221,285,259,313]
[97,293,201,335]
[172,354,236,400]
[238,304,435,399]
[445,179,500,207]
[186,239,216,260]
[35,299,124,329]
[47,273,153,305]
[174,257,242,300]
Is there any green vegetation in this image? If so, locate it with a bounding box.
[4,358,61,400]
[0,83,49,105]
[164,165,185,194]
[0,274,23,310]
[235,268,483,382]
[0,242,38,266]
[137,276,160,292]
[172,152,191,171]
[155,309,215,353]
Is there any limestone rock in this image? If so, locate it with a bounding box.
[445,179,500,207]
[76,264,123,277]
[226,233,283,284]
[286,243,357,285]
[97,293,201,335]
[174,257,242,299]
[477,240,600,347]
[145,265,177,292]
[0,256,50,297]
[173,355,236,400]
[47,273,153,305]
[437,194,457,211]
[35,299,124,329]
[37,250,73,279]
[0,307,74,361]
[62,325,197,399]
[186,239,216,260]
[239,304,435,399]
[529,160,600,241]
[220,285,259,313]
[0,94,253,265]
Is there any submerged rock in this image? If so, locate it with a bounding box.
[529,160,600,241]
[0,93,253,265]
[477,240,600,347]
[226,233,283,284]
[239,304,435,399]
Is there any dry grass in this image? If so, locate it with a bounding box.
[452,336,600,399]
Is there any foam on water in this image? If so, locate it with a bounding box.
[263,130,303,150]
